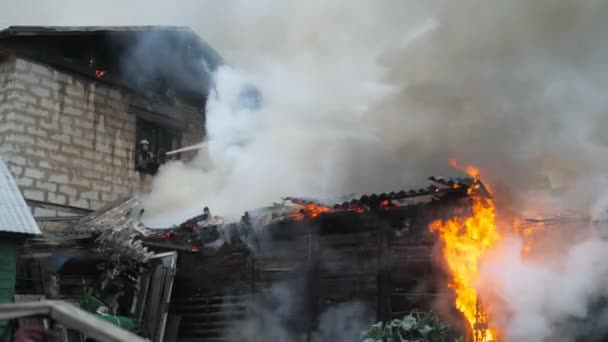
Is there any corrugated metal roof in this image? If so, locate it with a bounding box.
[0,157,41,235]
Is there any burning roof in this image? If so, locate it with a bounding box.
[142,176,479,251]
[0,25,223,107]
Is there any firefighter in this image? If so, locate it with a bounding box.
[136,139,153,173]
[136,139,166,175]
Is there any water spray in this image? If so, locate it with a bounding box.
[165,142,208,156]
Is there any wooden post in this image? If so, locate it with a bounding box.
[306,233,320,341]
[377,224,392,321]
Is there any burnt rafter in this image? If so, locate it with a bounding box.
[142,177,480,252]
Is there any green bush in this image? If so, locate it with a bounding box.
[361,311,463,342]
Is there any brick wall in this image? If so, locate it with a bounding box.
[0,56,16,153]
[0,56,204,233]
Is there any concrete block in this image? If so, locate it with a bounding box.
[112,184,130,195]
[50,133,72,144]
[47,193,67,205]
[64,106,85,117]
[111,158,123,167]
[82,150,95,160]
[114,148,128,158]
[107,99,126,111]
[9,123,25,133]
[38,160,53,169]
[94,144,111,154]
[58,115,74,125]
[48,153,68,163]
[57,210,80,218]
[13,72,40,85]
[15,58,30,72]
[6,133,35,145]
[8,165,23,176]
[61,145,80,156]
[25,147,47,158]
[53,71,73,85]
[82,169,103,180]
[13,114,36,126]
[24,168,44,180]
[69,197,90,209]
[37,138,60,152]
[72,137,93,149]
[65,84,85,98]
[26,126,48,138]
[15,176,34,187]
[108,89,122,101]
[29,85,51,98]
[74,117,94,129]
[80,191,100,201]
[33,207,58,217]
[58,185,77,197]
[29,62,53,77]
[40,78,63,92]
[71,177,91,188]
[23,189,45,201]
[26,104,53,118]
[101,192,117,202]
[9,155,26,166]
[48,174,69,183]
[35,180,58,192]
[40,120,60,131]
[39,99,61,111]
[92,181,112,193]
[73,157,93,169]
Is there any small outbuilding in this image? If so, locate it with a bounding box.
[0,156,41,340]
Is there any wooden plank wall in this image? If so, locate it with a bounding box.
[169,201,460,341]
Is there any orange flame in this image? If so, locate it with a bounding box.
[293,203,333,220]
[513,215,545,255]
[430,161,500,340]
[449,159,480,179]
[95,70,106,78]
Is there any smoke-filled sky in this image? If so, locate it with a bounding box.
[5,0,608,221]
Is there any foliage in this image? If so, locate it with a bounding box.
[94,227,153,292]
[361,311,464,342]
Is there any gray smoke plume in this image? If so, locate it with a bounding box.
[228,279,372,342]
[479,231,608,342]
[127,0,608,225]
[6,1,608,341]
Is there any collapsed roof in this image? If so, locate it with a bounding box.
[62,175,489,256]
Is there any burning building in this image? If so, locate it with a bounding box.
[140,176,491,341]
[0,26,220,234]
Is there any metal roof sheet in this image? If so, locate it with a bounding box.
[0,157,41,235]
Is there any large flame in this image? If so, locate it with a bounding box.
[430,164,500,341]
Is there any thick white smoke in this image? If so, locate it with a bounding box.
[479,233,608,342]
[133,0,608,225]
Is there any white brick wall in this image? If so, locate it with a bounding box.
[0,56,205,231]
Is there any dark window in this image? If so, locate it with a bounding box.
[135,117,182,163]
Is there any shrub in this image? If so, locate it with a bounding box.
[361,311,463,342]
